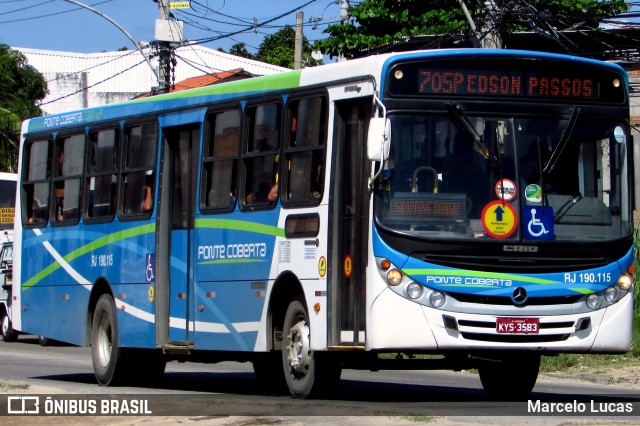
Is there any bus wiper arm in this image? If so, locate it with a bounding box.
[543,106,581,174]
[446,102,490,159]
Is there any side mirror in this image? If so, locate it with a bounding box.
[367,117,391,162]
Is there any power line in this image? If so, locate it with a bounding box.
[0,0,115,24]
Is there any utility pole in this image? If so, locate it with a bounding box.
[457,0,502,49]
[294,11,303,70]
[338,0,349,62]
[154,0,184,93]
[479,1,502,49]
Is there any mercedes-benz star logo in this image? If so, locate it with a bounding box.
[512,287,528,305]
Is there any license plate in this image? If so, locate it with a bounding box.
[496,317,539,334]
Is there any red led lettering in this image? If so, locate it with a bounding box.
[561,79,571,96]
[454,72,465,93]
[572,79,582,97]
[511,76,521,94]
[550,78,560,96]
[539,78,549,95]
[529,77,538,95]
[467,74,477,92]
[419,71,432,93]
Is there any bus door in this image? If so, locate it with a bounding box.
[330,98,371,346]
[156,125,200,349]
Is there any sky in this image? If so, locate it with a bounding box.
[1,1,639,58]
[0,0,343,55]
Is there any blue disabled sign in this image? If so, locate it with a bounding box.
[523,206,554,240]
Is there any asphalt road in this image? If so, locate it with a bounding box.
[0,335,639,424]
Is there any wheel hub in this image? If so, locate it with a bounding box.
[286,318,311,377]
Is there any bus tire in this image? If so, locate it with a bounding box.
[1,310,18,342]
[281,297,341,398]
[91,294,128,386]
[478,353,540,400]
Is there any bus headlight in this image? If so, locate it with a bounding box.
[406,282,423,299]
[386,269,403,286]
[586,294,602,310]
[604,286,619,303]
[616,274,633,291]
[430,291,445,308]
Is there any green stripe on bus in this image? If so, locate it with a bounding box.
[195,218,285,237]
[22,223,155,290]
[401,268,558,285]
[127,71,302,105]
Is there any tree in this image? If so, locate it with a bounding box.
[229,42,256,60]
[256,26,322,69]
[315,0,631,59]
[0,45,48,172]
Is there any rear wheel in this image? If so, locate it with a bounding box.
[281,297,341,398]
[478,353,540,400]
[1,310,18,342]
[91,294,128,385]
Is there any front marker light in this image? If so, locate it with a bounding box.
[604,286,619,303]
[616,274,633,291]
[430,291,445,308]
[586,293,602,310]
[406,282,423,299]
[387,269,403,286]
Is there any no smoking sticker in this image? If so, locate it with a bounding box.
[481,200,518,239]
[495,179,516,201]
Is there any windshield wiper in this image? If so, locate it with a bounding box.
[445,102,490,159]
[542,106,581,174]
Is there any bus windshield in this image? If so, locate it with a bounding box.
[374,111,632,242]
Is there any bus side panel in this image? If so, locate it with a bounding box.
[20,223,157,347]
[21,284,89,346]
[193,210,280,351]
[194,281,261,351]
[113,282,157,349]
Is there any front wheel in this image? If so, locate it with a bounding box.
[478,353,540,400]
[1,310,18,342]
[282,297,341,398]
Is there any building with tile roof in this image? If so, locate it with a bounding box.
[15,44,288,115]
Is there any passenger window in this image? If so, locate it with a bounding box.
[121,122,158,217]
[242,103,281,209]
[52,134,85,224]
[22,139,51,226]
[86,129,119,220]
[283,96,326,205]
[202,108,241,211]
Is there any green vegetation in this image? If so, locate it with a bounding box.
[315,0,631,59]
[0,44,47,172]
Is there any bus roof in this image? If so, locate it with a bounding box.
[23,49,626,135]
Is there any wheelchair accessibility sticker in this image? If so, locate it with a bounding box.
[523,206,554,240]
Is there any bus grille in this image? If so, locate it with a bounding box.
[457,319,575,343]
[448,292,583,306]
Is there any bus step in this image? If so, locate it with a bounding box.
[162,343,191,355]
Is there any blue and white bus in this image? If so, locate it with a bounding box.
[14,49,635,398]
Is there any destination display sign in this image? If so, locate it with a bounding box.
[385,193,466,220]
[387,58,626,104]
